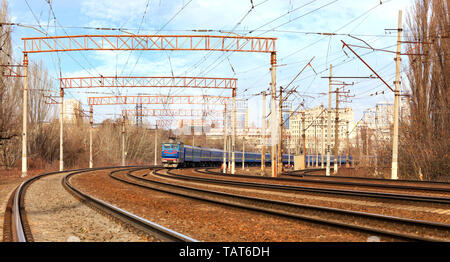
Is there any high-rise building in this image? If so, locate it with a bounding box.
[287,106,355,153]
[282,100,292,129]
[236,99,248,129]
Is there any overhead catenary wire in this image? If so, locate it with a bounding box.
[9,0,411,127]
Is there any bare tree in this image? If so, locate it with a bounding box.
[0,0,22,168]
[402,0,449,181]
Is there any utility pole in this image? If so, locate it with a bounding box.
[192,124,195,147]
[242,137,245,170]
[122,115,126,166]
[89,105,93,168]
[302,112,306,169]
[223,104,227,173]
[154,122,158,166]
[278,85,283,174]
[228,135,231,173]
[326,64,332,176]
[321,111,325,168]
[232,90,237,174]
[331,86,353,172]
[391,10,402,180]
[356,125,361,167]
[261,92,266,175]
[315,119,319,167]
[288,135,291,167]
[346,120,350,167]
[334,87,339,174]
[339,10,403,179]
[270,52,278,177]
[21,54,28,177]
[59,87,64,171]
[366,124,369,167]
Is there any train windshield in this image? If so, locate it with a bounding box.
[163,144,178,150]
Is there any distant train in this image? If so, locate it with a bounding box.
[161,139,352,168]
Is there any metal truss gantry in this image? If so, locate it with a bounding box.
[60,76,237,90]
[20,34,277,177]
[122,108,223,118]
[22,35,276,53]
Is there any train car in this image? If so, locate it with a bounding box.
[161,139,351,168]
[210,148,223,166]
[161,141,184,168]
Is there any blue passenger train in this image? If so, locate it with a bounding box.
[161,140,352,168]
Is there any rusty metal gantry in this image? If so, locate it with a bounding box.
[1,64,24,77]
[122,108,224,135]
[89,95,232,167]
[20,34,277,177]
[22,35,276,53]
[122,108,223,118]
[61,75,235,168]
[60,76,237,89]
[88,95,231,106]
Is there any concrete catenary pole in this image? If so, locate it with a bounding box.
[228,135,231,173]
[154,122,158,166]
[223,104,227,173]
[334,87,340,174]
[315,119,318,167]
[231,90,237,174]
[321,111,325,168]
[366,125,369,166]
[278,85,283,174]
[326,64,332,176]
[21,54,28,177]
[346,120,350,167]
[391,10,402,180]
[302,113,306,168]
[242,138,245,170]
[288,135,291,166]
[59,87,64,171]
[122,115,126,166]
[192,119,195,147]
[270,52,278,177]
[89,105,93,168]
[261,92,266,175]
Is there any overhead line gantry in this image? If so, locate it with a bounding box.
[20,34,277,177]
[22,35,276,53]
[60,76,237,89]
[58,75,235,169]
[88,95,231,106]
[121,108,223,118]
[89,95,232,168]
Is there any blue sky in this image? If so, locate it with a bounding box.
[7,0,414,126]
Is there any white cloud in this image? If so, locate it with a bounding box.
[80,0,152,27]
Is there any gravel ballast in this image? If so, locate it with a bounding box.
[23,171,155,242]
[70,169,389,242]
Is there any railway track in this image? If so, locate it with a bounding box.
[119,167,450,242]
[4,166,197,242]
[193,168,450,205]
[283,168,450,193]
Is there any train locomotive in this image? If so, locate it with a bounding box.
[161,139,352,168]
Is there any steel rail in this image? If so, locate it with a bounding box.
[200,167,450,194]
[10,165,197,242]
[118,168,450,242]
[12,167,98,242]
[63,166,198,242]
[285,168,450,187]
[282,168,450,193]
[181,168,450,204]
